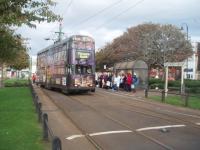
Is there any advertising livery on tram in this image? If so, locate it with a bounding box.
[36,35,95,93]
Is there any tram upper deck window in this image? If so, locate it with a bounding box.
[75,65,92,75]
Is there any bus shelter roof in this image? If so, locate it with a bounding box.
[114,60,148,70]
[164,62,185,67]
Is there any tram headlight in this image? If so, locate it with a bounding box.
[86,78,93,87]
[74,78,81,87]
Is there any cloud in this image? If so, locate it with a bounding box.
[17,0,200,56]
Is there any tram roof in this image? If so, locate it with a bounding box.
[37,35,94,55]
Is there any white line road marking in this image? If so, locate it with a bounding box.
[136,124,186,132]
[196,123,200,125]
[66,124,187,141]
[66,130,132,140]
[89,130,132,136]
[66,134,85,140]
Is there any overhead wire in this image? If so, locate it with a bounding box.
[68,0,124,29]
[45,0,74,41]
[61,0,73,19]
[94,0,145,31]
[45,0,145,45]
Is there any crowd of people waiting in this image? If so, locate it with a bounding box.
[95,72,139,92]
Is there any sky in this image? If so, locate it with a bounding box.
[17,0,200,57]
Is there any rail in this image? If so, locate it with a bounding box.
[30,83,62,150]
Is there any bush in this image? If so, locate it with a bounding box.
[168,80,181,87]
[149,78,200,94]
[148,78,163,85]
[4,79,29,87]
[185,79,200,88]
[149,78,164,89]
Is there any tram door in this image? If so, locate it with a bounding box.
[45,66,51,88]
[66,65,71,87]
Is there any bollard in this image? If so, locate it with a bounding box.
[145,88,148,98]
[43,113,49,140]
[32,91,35,98]
[38,103,42,122]
[35,95,39,103]
[33,95,38,106]
[184,93,189,107]
[36,102,39,113]
[161,90,165,102]
[52,136,62,150]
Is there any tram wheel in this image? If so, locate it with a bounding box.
[62,89,70,95]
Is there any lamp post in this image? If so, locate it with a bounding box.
[181,23,188,41]
[181,23,189,80]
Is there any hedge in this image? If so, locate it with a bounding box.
[149,78,200,94]
[3,79,29,87]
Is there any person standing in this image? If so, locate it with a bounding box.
[126,73,132,92]
[113,74,121,91]
[32,73,36,84]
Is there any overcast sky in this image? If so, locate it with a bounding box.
[17,0,200,56]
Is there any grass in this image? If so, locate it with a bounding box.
[188,96,200,109]
[0,87,45,150]
[149,94,200,110]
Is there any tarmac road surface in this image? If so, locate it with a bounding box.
[34,85,200,150]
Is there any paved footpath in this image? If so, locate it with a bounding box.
[34,85,96,150]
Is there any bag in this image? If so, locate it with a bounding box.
[131,84,135,89]
[106,81,110,86]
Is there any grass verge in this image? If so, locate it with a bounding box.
[149,94,200,110]
[0,87,45,150]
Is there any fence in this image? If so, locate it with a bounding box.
[30,83,62,150]
[144,88,200,109]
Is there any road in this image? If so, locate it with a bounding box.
[34,86,200,150]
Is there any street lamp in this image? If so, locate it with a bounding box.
[181,23,189,80]
[181,23,188,41]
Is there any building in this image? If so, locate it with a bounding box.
[149,42,200,80]
[184,42,200,79]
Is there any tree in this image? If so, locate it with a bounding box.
[96,23,193,70]
[137,24,192,67]
[0,0,61,63]
[10,49,30,70]
[0,27,20,63]
[0,0,61,27]
[0,27,25,87]
[0,0,61,87]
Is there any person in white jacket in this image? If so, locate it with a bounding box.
[113,74,121,91]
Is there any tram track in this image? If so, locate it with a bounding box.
[41,89,104,150]
[40,88,200,150]
[65,95,175,150]
[96,89,200,129]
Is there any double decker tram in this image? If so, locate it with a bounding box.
[36,35,95,94]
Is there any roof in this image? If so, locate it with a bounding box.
[114,60,148,70]
[37,35,95,55]
[164,62,185,67]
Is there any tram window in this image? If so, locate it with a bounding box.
[67,66,72,74]
[75,65,92,74]
[86,66,92,74]
[76,66,81,74]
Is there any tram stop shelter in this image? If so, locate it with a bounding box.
[164,62,185,95]
[114,60,148,89]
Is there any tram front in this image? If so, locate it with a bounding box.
[67,35,95,93]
